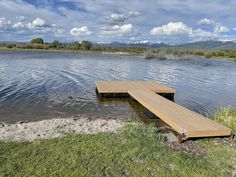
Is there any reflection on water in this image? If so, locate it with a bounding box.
[0,50,236,123]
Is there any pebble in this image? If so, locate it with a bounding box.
[0,123,4,128]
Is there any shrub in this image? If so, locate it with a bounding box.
[6,44,14,48]
[194,50,204,56]
[32,44,44,49]
[204,52,212,58]
[31,38,44,44]
[81,40,92,50]
[50,40,60,48]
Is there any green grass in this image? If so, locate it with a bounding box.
[0,123,235,177]
[211,107,236,134]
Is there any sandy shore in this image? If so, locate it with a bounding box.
[0,117,123,142]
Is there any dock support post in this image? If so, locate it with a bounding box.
[178,134,183,144]
[228,133,234,141]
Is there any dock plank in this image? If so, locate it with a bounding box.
[96,80,176,94]
[128,90,231,138]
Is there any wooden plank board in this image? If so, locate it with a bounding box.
[96,80,176,94]
[128,90,231,138]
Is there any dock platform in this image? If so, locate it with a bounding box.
[96,80,176,100]
[95,80,232,142]
[96,80,176,94]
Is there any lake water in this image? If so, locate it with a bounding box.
[0,50,236,123]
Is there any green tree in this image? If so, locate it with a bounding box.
[74,42,81,50]
[51,40,60,48]
[81,40,92,50]
[31,38,44,44]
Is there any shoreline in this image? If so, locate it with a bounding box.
[0,47,138,56]
[0,117,123,142]
[0,47,236,62]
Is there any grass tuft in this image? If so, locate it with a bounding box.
[211,107,236,134]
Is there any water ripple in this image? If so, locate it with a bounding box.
[0,51,236,123]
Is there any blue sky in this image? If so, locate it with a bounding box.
[1,0,236,44]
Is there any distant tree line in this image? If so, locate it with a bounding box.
[1,38,93,51]
[0,38,236,60]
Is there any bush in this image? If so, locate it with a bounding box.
[81,40,92,50]
[16,44,26,49]
[194,50,204,56]
[31,38,44,44]
[216,51,225,57]
[26,44,33,49]
[228,51,236,58]
[50,40,60,48]
[6,44,15,48]
[204,52,212,58]
[32,44,44,49]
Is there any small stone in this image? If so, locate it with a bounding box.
[68,96,73,99]
[0,122,5,128]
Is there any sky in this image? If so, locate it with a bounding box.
[1,0,236,44]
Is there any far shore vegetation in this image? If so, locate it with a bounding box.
[0,108,235,176]
[1,38,236,61]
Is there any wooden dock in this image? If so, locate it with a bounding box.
[96,80,232,142]
[96,80,176,94]
[96,80,176,100]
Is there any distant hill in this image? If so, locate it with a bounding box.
[98,41,236,50]
[98,41,169,49]
[171,41,236,50]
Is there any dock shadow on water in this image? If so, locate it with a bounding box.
[97,96,170,131]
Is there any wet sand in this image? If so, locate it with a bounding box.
[0,117,123,141]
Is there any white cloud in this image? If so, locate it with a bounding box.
[198,18,214,25]
[150,21,221,41]
[193,29,218,38]
[26,18,46,30]
[128,11,141,18]
[12,21,24,28]
[110,14,127,22]
[100,24,135,37]
[132,40,150,44]
[130,37,137,40]
[32,18,45,27]
[214,23,229,33]
[198,18,229,33]
[23,17,65,34]
[55,27,65,34]
[0,17,11,29]
[16,16,26,22]
[150,22,192,36]
[70,26,92,36]
[233,28,236,31]
[110,11,141,21]
[104,11,141,25]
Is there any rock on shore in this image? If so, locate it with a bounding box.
[0,117,123,142]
